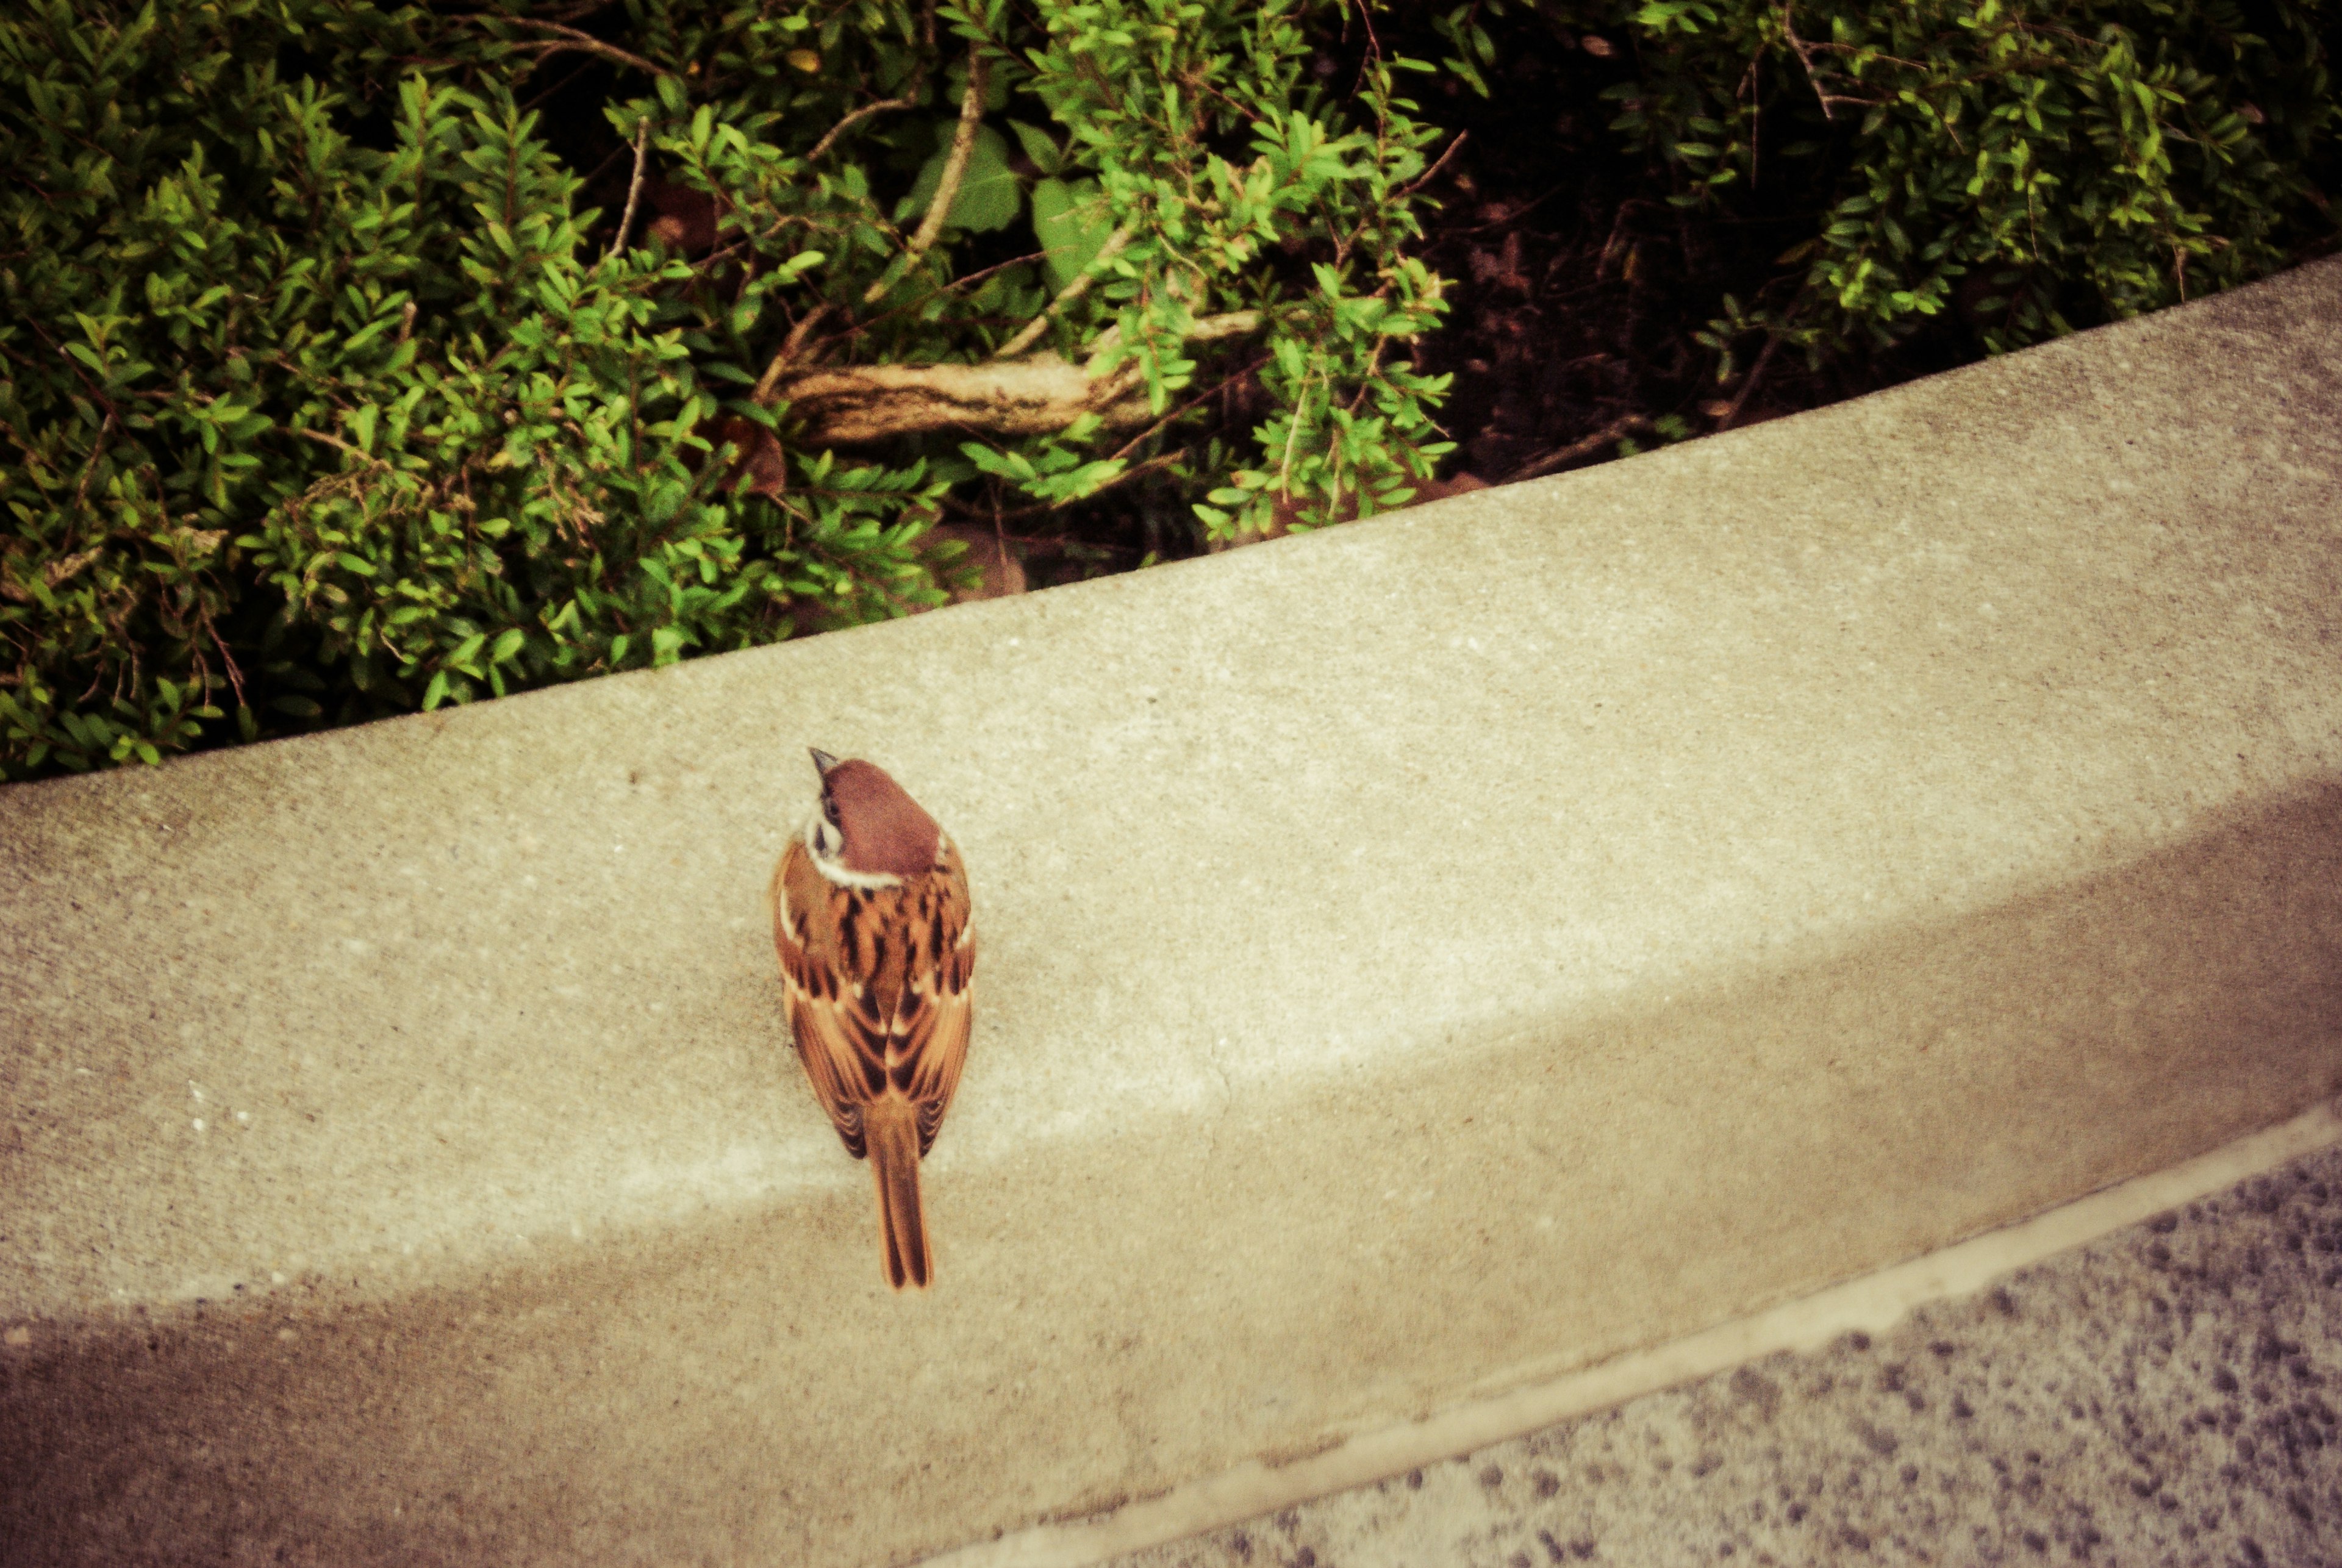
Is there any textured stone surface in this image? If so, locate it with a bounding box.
[1114,1142,2342,1568]
[2,257,2340,1568]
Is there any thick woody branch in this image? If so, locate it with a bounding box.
[779,353,1149,445]
[1080,309,1262,373]
[770,310,1266,445]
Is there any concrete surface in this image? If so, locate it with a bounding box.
[950,1101,2341,1566]
[3,254,2341,1567]
[1107,1123,2342,1568]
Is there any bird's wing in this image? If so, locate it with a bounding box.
[772,839,884,1158]
[896,835,975,1156]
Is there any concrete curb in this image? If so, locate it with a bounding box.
[4,257,2339,1567]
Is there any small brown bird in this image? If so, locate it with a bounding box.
[770,749,975,1289]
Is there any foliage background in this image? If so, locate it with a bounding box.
[2,0,2332,781]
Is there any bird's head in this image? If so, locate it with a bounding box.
[805,748,942,884]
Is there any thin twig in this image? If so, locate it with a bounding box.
[1779,2,1885,120]
[754,304,834,404]
[489,16,667,77]
[744,245,1045,360]
[992,224,1133,360]
[808,96,919,163]
[1714,335,1782,431]
[1502,412,1654,484]
[1274,367,1316,499]
[72,412,115,510]
[606,117,651,262]
[578,141,634,192]
[939,451,1182,524]
[293,427,376,460]
[520,53,601,111]
[34,320,121,426]
[1103,356,1268,466]
[1800,38,1932,71]
[1453,181,1573,238]
[201,601,248,714]
[1395,131,1470,199]
[936,248,1049,299]
[865,46,987,306]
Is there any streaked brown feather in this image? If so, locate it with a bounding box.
[771,826,975,1279]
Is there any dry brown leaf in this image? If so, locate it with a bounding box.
[709,417,787,499]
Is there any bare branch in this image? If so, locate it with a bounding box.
[865,46,988,306]
[1778,4,1887,120]
[1502,412,1654,484]
[808,95,919,163]
[201,601,247,714]
[1103,355,1268,465]
[72,412,115,511]
[1081,309,1262,374]
[1713,335,1782,431]
[992,224,1133,360]
[760,307,1267,443]
[489,16,668,77]
[754,303,835,404]
[292,427,382,463]
[605,116,651,264]
[1395,130,1470,199]
[777,353,1153,444]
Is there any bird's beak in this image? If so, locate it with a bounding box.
[809,748,841,776]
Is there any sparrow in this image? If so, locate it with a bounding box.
[769,749,975,1289]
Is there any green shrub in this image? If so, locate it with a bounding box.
[3,0,2330,782]
[0,0,1452,778]
[1437,0,2336,367]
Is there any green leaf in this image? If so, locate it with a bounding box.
[1007,120,1064,176]
[1030,177,1114,292]
[903,124,1021,234]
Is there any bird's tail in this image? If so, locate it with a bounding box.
[867,1101,930,1290]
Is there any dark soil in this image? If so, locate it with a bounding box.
[1377,19,1980,482]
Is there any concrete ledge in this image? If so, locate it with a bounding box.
[4,257,2340,1567]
